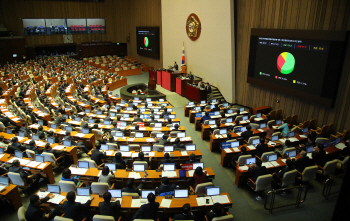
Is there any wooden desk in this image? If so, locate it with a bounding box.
[107,78,128,91]
[0,184,22,211]
[162,70,182,92]
[186,84,208,102]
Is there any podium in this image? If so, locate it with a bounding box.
[148,78,156,90]
[162,69,182,92]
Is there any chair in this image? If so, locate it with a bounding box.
[133,161,148,170]
[317,160,338,178]
[284,116,292,125]
[250,123,259,129]
[83,159,99,168]
[271,132,281,138]
[291,115,298,126]
[269,110,276,120]
[327,123,335,137]
[75,127,82,133]
[92,129,103,141]
[122,192,139,196]
[130,144,140,151]
[93,215,116,221]
[189,182,213,195]
[309,119,317,130]
[54,217,74,221]
[17,206,27,221]
[281,147,296,156]
[25,149,35,160]
[170,131,180,137]
[236,155,252,165]
[42,152,63,167]
[235,115,243,122]
[260,151,275,162]
[296,166,318,183]
[275,109,283,120]
[247,136,260,144]
[211,215,234,221]
[279,169,297,187]
[8,172,27,187]
[316,125,329,138]
[267,120,275,125]
[248,174,273,200]
[153,144,164,152]
[59,180,78,192]
[315,138,329,145]
[91,182,109,195]
[336,156,349,171]
[213,129,220,135]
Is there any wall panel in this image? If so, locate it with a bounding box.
[235,0,350,132]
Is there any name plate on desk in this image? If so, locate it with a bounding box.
[195,112,204,118]
[221,142,231,149]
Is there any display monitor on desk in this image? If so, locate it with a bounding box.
[123,114,130,118]
[301,128,308,133]
[96,110,102,115]
[231,141,240,147]
[154,115,160,119]
[103,121,111,125]
[252,138,259,145]
[77,187,90,196]
[211,99,217,103]
[276,119,282,125]
[141,146,151,152]
[163,163,175,171]
[105,163,116,171]
[134,97,139,101]
[35,155,44,163]
[260,123,266,129]
[287,150,297,158]
[306,146,314,153]
[167,108,173,112]
[6,128,12,134]
[101,144,109,151]
[15,150,23,159]
[201,100,206,104]
[226,118,233,123]
[0,176,9,186]
[159,99,165,102]
[223,103,229,107]
[88,119,95,124]
[169,115,175,119]
[219,129,227,135]
[65,126,73,132]
[133,164,145,172]
[188,102,194,106]
[47,137,55,144]
[135,132,143,138]
[108,189,121,198]
[75,117,81,122]
[174,189,189,198]
[242,116,249,121]
[206,186,220,196]
[177,132,185,138]
[126,107,133,111]
[82,128,89,134]
[154,123,162,128]
[240,108,244,112]
[85,109,91,114]
[164,146,174,152]
[51,124,57,129]
[267,153,278,162]
[256,113,262,117]
[146,98,152,102]
[141,190,156,199]
[0,148,4,154]
[194,107,201,111]
[110,113,116,117]
[208,120,216,125]
[210,105,215,109]
[119,145,130,152]
[18,132,25,138]
[32,135,39,141]
[78,161,89,169]
[156,133,164,138]
[214,111,220,116]
[47,184,60,194]
[185,144,196,151]
[112,131,123,137]
[241,127,247,132]
[227,109,233,114]
[271,135,278,141]
[323,142,329,148]
[119,121,127,127]
[63,140,71,147]
[192,162,204,170]
[246,157,256,165]
[289,131,295,137]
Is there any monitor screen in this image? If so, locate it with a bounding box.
[63,140,71,147]
[110,112,116,117]
[65,126,73,132]
[141,146,151,152]
[208,120,216,125]
[242,116,248,121]
[51,124,57,129]
[105,163,116,171]
[301,127,309,133]
[323,142,329,148]
[241,127,247,132]
[185,144,196,151]
[289,131,295,137]
[77,187,90,196]
[35,155,44,163]
[174,189,188,198]
[88,119,95,123]
[47,184,60,194]
[123,114,130,118]
[119,145,130,152]
[194,107,201,111]
[113,132,123,137]
[287,150,297,157]
[133,164,145,172]
[75,117,81,122]
[154,123,162,128]
[156,133,164,138]
[231,141,240,147]
[32,135,39,141]
[210,105,215,109]
[211,99,217,103]
[135,132,143,138]
[219,129,227,134]
[306,146,314,153]
[271,135,278,141]
[15,150,23,159]
[154,115,160,119]
[0,176,9,186]
[18,132,25,137]
[240,108,244,112]
[223,103,228,107]
[82,128,89,134]
[276,119,282,125]
[206,186,220,196]
[6,128,12,134]
[108,189,122,198]
[201,100,206,104]
[188,102,194,105]
[164,146,174,152]
[0,148,4,154]
[119,121,127,127]
[134,97,139,101]
[126,107,132,111]
[85,109,91,114]
[177,132,185,138]
[159,99,165,102]
[169,115,175,119]
[103,121,111,125]
[78,161,89,168]
[256,113,262,117]
[141,190,156,199]
[192,162,204,170]
[260,123,266,128]
[246,157,256,165]
[96,111,102,115]
[226,118,233,123]
[38,120,44,126]
[163,163,175,171]
[252,139,259,145]
[47,137,55,144]
[101,144,109,151]
[146,98,152,102]
[267,154,278,162]
[227,109,233,114]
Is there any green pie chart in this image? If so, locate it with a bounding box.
[277,52,295,74]
[144,37,149,47]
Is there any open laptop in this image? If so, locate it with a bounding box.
[0,176,9,187]
[267,153,278,162]
[154,123,162,128]
[256,113,262,118]
[185,144,196,151]
[230,141,240,147]
[78,161,89,169]
[289,131,295,137]
[174,189,189,198]
[141,190,156,199]
[251,138,259,145]
[156,133,164,138]
[35,155,44,163]
[47,184,60,194]
[164,146,174,152]
[108,189,122,200]
[112,131,123,137]
[276,119,282,125]
[63,140,71,147]
[133,164,145,172]
[76,187,90,203]
[219,128,227,135]
[192,162,204,170]
[47,137,55,144]
[119,145,130,152]
[208,120,216,125]
[15,150,23,159]
[287,150,297,158]
[65,126,73,132]
[141,145,152,152]
[177,132,185,138]
[306,146,314,153]
[260,123,266,129]
[242,116,248,121]
[104,163,116,172]
[135,132,144,138]
[82,128,89,134]
[32,135,39,141]
[246,157,256,165]
[163,163,176,171]
[271,135,278,141]
[206,186,220,196]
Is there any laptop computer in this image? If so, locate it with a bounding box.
[219,128,227,135]
[0,176,9,187]
[104,163,116,171]
[47,184,60,194]
[78,161,89,169]
[163,163,176,171]
[246,157,256,165]
[141,146,152,152]
[185,144,196,151]
[63,140,71,147]
[192,162,204,170]
[119,145,130,152]
[287,150,297,158]
[206,186,220,196]
[133,164,145,172]
[164,146,174,152]
[108,189,122,198]
[35,155,44,163]
[135,132,143,138]
[174,189,189,198]
[141,190,156,199]
[231,141,240,147]
[15,150,23,159]
[267,153,278,162]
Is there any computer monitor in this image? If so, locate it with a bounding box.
[335,137,341,145]
[174,189,189,198]
[133,164,145,172]
[15,150,23,159]
[75,117,81,122]
[126,107,133,111]
[123,114,130,118]
[219,129,227,135]
[167,108,173,112]
[211,99,217,103]
[65,126,73,132]
[35,155,44,163]
[246,157,256,165]
[227,109,233,114]
[276,119,282,125]
[78,161,89,168]
[47,137,55,144]
[201,100,206,104]
[177,132,185,138]
[113,131,123,137]
[188,102,194,105]
[289,131,295,137]
[146,98,152,102]
[287,150,297,158]
[0,148,4,154]
[231,141,240,147]
[301,128,308,133]
[119,145,130,152]
[82,128,89,134]
[241,127,247,132]
[32,135,39,141]
[252,138,259,145]
[6,128,12,134]
[194,107,201,111]
[256,113,262,117]
[260,123,266,129]
[242,116,248,121]
[172,122,180,127]
[164,146,174,152]
[208,120,216,125]
[77,187,90,196]
[103,121,110,126]
[119,121,127,127]
[159,99,165,102]
[267,153,278,162]
[134,97,139,101]
[154,123,162,128]
[51,124,57,129]
[47,184,60,194]
[135,132,143,138]
[108,189,122,198]
[169,115,176,119]
[18,132,25,137]
[156,133,164,138]
[63,140,71,147]
[133,102,138,106]
[271,135,278,141]
[110,112,116,117]
[306,146,314,153]
[0,176,9,186]
[192,162,204,170]
[88,119,95,124]
[206,186,220,196]
[154,115,160,119]
[101,144,109,151]
[85,109,91,114]
[105,163,116,171]
[141,190,156,199]
[239,108,244,112]
[210,105,215,109]
[96,110,102,115]
[141,146,151,152]
[163,163,176,171]
[223,103,228,107]
[185,144,196,151]
[38,120,44,126]
[226,118,233,123]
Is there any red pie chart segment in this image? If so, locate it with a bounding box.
[277,54,286,72]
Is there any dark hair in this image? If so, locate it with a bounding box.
[205,112,209,116]
[175,138,180,144]
[256,159,262,167]
[246,125,252,131]
[30,194,40,204]
[182,203,191,214]
[318,143,324,151]
[67,191,76,202]
[0,136,3,141]
[161,177,169,185]
[147,192,155,203]
[45,143,51,150]
[103,191,112,202]
[135,125,139,130]
[29,140,35,146]
[212,203,223,215]
[114,152,122,160]
[48,131,54,137]
[189,153,195,161]
[138,152,144,159]
[174,124,179,129]
[102,166,110,176]
[285,140,291,147]
[164,152,170,159]
[241,146,246,152]
[260,137,265,144]
[112,121,117,127]
[12,160,20,167]
[195,166,203,176]
[96,144,101,150]
[12,137,18,142]
[62,168,72,179]
[163,135,168,140]
[286,159,293,167]
[268,123,273,129]
[126,179,134,189]
[38,126,43,131]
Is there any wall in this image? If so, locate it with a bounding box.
[0,0,162,69]
[235,0,350,132]
[162,0,235,103]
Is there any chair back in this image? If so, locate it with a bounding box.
[261,151,275,162]
[281,169,297,187]
[203,120,209,125]
[153,144,164,152]
[213,129,220,135]
[247,136,260,144]
[84,159,98,168]
[250,123,259,130]
[8,172,25,186]
[91,182,109,195]
[59,180,77,192]
[327,123,335,137]
[284,116,292,124]
[130,144,140,151]
[237,155,252,165]
[133,161,148,170]
[25,149,36,160]
[42,152,57,166]
[212,214,234,221]
[322,160,338,176]
[291,115,298,126]
[93,215,115,221]
[267,120,275,125]
[271,132,280,138]
[281,147,296,156]
[308,119,316,130]
[130,132,135,138]
[195,182,213,195]
[319,125,329,138]
[92,129,103,141]
[301,166,318,182]
[151,131,161,137]
[235,115,243,122]
[17,206,27,221]
[269,111,276,120]
[255,174,273,192]
[275,109,283,120]
[315,138,329,144]
[122,192,139,196]
[341,156,349,170]
[54,217,74,221]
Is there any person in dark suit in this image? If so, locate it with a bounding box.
[99,191,121,220]
[187,71,194,80]
[158,135,170,146]
[63,131,77,146]
[256,137,269,158]
[231,146,248,166]
[211,104,220,112]
[36,126,46,140]
[132,192,159,221]
[158,153,175,166]
[248,159,266,183]
[26,194,58,221]
[274,159,295,180]
[312,144,327,167]
[293,151,309,173]
[205,83,212,93]
[104,112,112,121]
[80,117,89,129]
[56,105,65,115]
[55,112,66,126]
[241,125,254,141]
[91,144,106,166]
[9,160,41,185]
[121,179,142,195]
[156,177,176,195]
[134,152,151,166]
[173,138,185,150]
[63,191,93,221]
[133,113,143,122]
[173,203,197,221]
[43,143,65,159]
[170,61,178,71]
[113,152,126,169]
[148,115,158,124]
[198,81,205,89]
[161,108,169,118]
[27,140,41,154]
[185,153,199,164]
[206,203,226,221]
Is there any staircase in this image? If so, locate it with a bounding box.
[207,85,225,102]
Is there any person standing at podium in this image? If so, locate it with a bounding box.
[169,61,178,70]
[187,71,194,79]
[198,81,205,89]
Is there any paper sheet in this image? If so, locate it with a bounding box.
[239,166,249,171]
[48,194,66,204]
[26,161,41,168]
[53,146,65,150]
[128,172,141,179]
[0,186,6,192]
[162,171,177,178]
[121,152,131,157]
[181,151,188,156]
[247,145,256,150]
[211,195,230,204]
[232,147,240,152]
[270,161,280,167]
[160,199,172,208]
[75,133,85,138]
[131,199,147,207]
[196,197,213,206]
[37,163,48,169]
[132,153,139,158]
[267,141,276,146]
[307,153,313,159]
[76,196,90,204]
[335,143,346,150]
[224,148,233,153]
[37,191,50,199]
[106,151,114,156]
[188,170,195,177]
[148,152,155,157]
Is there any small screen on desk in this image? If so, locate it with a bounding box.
[208,120,216,125]
[113,132,123,137]
[18,132,25,137]
[133,164,145,172]
[63,140,71,147]
[48,184,60,194]
[206,186,220,196]
[32,135,39,141]
[289,131,295,137]
[194,107,201,111]
[177,132,185,138]
[6,128,12,134]
[123,114,130,118]
[88,119,95,124]
[154,115,160,119]
[141,190,155,199]
[188,102,194,105]
[159,99,165,102]
[271,135,278,141]
[85,109,90,114]
[287,150,297,157]
[174,189,188,198]
[185,144,196,151]
[119,145,130,152]
[163,163,175,171]
[47,137,55,144]
[75,117,81,122]
[0,148,4,154]
[108,189,121,198]
[223,103,228,107]
[110,112,116,117]
[82,129,89,134]
[146,98,152,102]
[141,146,151,152]
[134,97,139,101]
[51,124,57,129]
[242,116,248,121]
[231,141,240,147]
[256,113,262,117]
[119,121,127,127]
[105,163,116,171]
[246,157,256,165]
[252,139,259,145]
[126,107,133,111]
[78,161,89,168]
[164,146,174,152]
[260,123,266,128]
[65,126,73,132]
[241,127,247,132]
[169,115,175,119]
[154,123,162,128]
[156,133,164,138]
[192,162,204,170]
[135,132,143,138]
[301,127,308,133]
[77,187,90,196]
[226,118,233,123]
[101,144,108,151]
[133,102,138,106]
[15,150,23,158]
[219,129,227,134]
[35,155,44,163]
[214,111,220,115]
[306,146,314,153]
[96,111,103,115]
[103,121,111,125]
[211,99,217,103]
[240,108,244,112]
[210,105,215,109]
[201,100,206,104]
[323,142,329,148]
[276,119,282,125]
[267,154,278,162]
[227,109,233,114]
[0,176,9,186]
[63,114,68,119]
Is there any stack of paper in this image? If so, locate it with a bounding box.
[258,129,264,132]
[128,172,141,179]
[255,117,264,121]
[37,163,47,169]
[0,186,6,191]
[335,143,346,150]
[153,128,162,131]
[215,135,223,139]
[299,135,307,138]
[209,125,217,129]
[70,168,88,175]
[132,153,139,158]
[225,123,234,126]
[211,195,230,204]
[160,199,172,208]
[232,147,240,152]
[180,137,192,141]
[48,194,66,204]
[267,141,276,146]
[307,153,313,159]
[18,159,30,165]
[239,166,249,171]
[148,152,155,157]
[53,146,65,150]
[188,170,195,177]
[222,134,227,138]
[27,161,41,168]
[37,191,50,199]
[224,149,233,153]
[289,137,299,142]
[279,138,287,143]
[128,138,135,142]
[181,151,188,156]
[106,151,114,156]
[196,197,213,206]
[239,120,249,124]
[247,145,256,150]
[270,161,280,167]
[131,199,147,207]
[121,152,131,157]
[262,162,274,168]
[75,133,85,138]
[76,196,90,204]
[162,171,177,177]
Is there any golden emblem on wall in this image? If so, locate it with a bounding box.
[186,13,201,41]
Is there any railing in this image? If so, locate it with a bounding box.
[264,185,307,214]
[322,174,343,200]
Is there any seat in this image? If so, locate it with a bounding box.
[248,174,273,200]
[279,169,297,187]
[92,129,103,141]
[260,151,275,162]
[106,143,118,150]
[92,215,116,221]
[91,182,109,195]
[130,144,140,151]
[296,166,318,183]
[153,144,164,152]
[75,127,82,133]
[269,110,276,120]
[317,160,338,177]
[130,132,135,138]
[189,182,213,195]
[83,159,99,168]
[59,180,78,192]
[291,115,298,126]
[250,123,259,129]
[213,129,220,135]
[315,138,329,145]
[211,215,234,221]
[17,206,27,221]
[25,149,35,160]
[237,155,252,165]
[121,192,139,196]
[275,109,283,120]
[284,116,292,125]
[267,120,275,125]
[42,152,63,167]
[271,132,280,138]
[133,161,148,170]
[309,119,317,130]
[247,136,260,144]
[336,156,349,171]
[235,115,243,122]
[54,217,74,221]
[8,172,27,187]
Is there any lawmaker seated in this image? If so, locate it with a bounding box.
[173,203,197,221]
[131,192,159,220]
[156,177,176,196]
[121,179,143,196]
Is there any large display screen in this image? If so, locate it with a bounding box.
[136,27,160,59]
[247,29,347,108]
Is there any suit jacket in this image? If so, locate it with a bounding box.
[44,149,64,159]
[173,213,197,221]
[132,202,160,220]
[104,117,112,121]
[156,184,175,195]
[294,156,310,172]
[99,201,121,220]
[173,143,185,150]
[133,117,143,122]
[37,131,46,140]
[26,197,50,221]
[312,150,327,167]
[91,149,106,166]
[256,143,269,158]
[276,165,295,179]
[55,116,65,126]
[206,85,212,93]
[81,121,88,128]
[63,200,91,221]
[158,138,170,146]
[248,166,267,182]
[241,130,254,141]
[112,158,126,169]
[206,209,226,221]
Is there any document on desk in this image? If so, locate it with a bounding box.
[215,135,223,139]
[188,170,195,177]
[128,172,141,179]
[211,195,230,204]
[262,162,274,168]
[181,151,188,156]
[111,198,122,204]
[37,191,50,199]
[148,152,155,157]
[281,159,287,163]
[37,163,48,169]
[121,152,131,157]
[162,171,177,178]
[307,153,313,159]
[146,138,155,142]
[160,199,172,208]
[238,166,249,171]
[18,159,30,165]
[127,138,135,142]
[232,147,240,152]
[335,143,346,150]
[209,125,217,129]
[131,199,148,207]
[289,137,299,142]
[258,129,265,132]
[279,138,287,144]
[12,118,21,121]
[0,186,6,192]
[255,117,264,121]
[180,137,192,141]
[76,196,90,204]
[75,133,85,138]
[153,127,162,131]
[132,153,139,158]
[267,141,276,146]
[0,154,4,159]
[236,132,242,136]
[247,145,256,150]
[27,161,41,168]
[15,136,25,142]
[225,123,234,126]
[48,194,66,204]
[196,197,213,206]
[224,148,233,153]
[106,151,114,156]
[128,127,135,130]
[53,146,65,150]
[299,135,307,138]
[270,161,280,167]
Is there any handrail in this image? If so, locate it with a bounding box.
[264,185,307,214]
[322,174,343,200]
